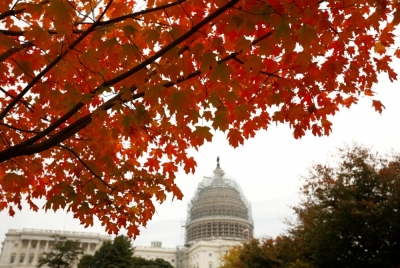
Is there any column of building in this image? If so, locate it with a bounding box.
[32,240,40,265]
[14,240,22,265]
[22,240,32,265]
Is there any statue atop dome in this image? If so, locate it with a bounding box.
[213,156,225,178]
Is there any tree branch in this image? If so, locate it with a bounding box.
[0,0,114,121]
[0,42,33,62]
[0,0,50,21]
[0,0,240,161]
[57,144,115,191]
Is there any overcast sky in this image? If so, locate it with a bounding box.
[1,64,400,249]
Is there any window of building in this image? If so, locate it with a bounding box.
[10,253,16,263]
[20,253,25,263]
[209,264,212,268]
[29,254,34,263]
[209,253,212,257]
[171,259,175,262]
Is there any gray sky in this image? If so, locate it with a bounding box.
[1,67,400,249]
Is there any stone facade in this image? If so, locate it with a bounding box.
[0,229,111,268]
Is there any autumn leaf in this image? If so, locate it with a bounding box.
[0,34,20,47]
[374,42,386,54]
[227,128,244,147]
[192,126,213,146]
[44,0,75,34]
[372,100,385,113]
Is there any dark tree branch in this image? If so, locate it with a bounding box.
[0,42,33,62]
[57,144,116,191]
[0,0,50,20]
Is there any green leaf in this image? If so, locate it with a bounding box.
[193,126,213,144]
[45,195,66,211]
[210,62,231,85]
[123,25,137,37]
[234,36,252,54]
[243,55,264,73]
[298,24,318,48]
[212,111,229,131]
[168,90,192,115]
[200,52,218,73]
[275,22,291,40]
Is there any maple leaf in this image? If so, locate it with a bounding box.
[44,0,75,34]
[183,157,197,174]
[227,129,244,147]
[298,24,318,49]
[192,126,213,146]
[372,100,385,114]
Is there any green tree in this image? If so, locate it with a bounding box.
[78,236,173,268]
[132,257,174,268]
[289,145,400,268]
[37,236,83,268]
[78,235,135,268]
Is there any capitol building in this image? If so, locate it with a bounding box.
[0,158,253,268]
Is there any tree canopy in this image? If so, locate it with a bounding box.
[78,235,135,268]
[289,145,400,268]
[37,236,83,268]
[221,145,400,268]
[78,235,173,268]
[1,0,399,236]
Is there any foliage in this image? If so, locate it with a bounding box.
[220,238,281,268]
[221,145,400,268]
[1,0,400,235]
[132,257,174,268]
[78,235,173,268]
[78,235,135,268]
[37,236,83,268]
[289,145,400,268]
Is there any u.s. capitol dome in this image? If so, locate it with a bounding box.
[185,157,254,243]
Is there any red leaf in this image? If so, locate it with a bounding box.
[372,100,385,114]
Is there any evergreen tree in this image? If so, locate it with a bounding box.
[37,236,83,268]
[78,236,135,268]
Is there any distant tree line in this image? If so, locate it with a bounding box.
[37,235,173,268]
[221,145,400,268]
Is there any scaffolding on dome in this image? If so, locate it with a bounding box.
[186,175,253,225]
[185,163,254,243]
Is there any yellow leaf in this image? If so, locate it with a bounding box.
[374,42,386,54]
